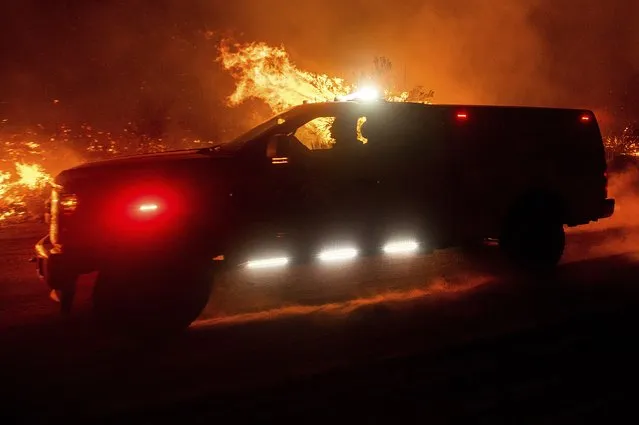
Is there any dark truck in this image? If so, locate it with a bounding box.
[34,100,615,334]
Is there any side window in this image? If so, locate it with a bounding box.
[294,115,368,151]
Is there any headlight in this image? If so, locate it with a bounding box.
[58,193,78,214]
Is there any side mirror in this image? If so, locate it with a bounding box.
[266,134,292,164]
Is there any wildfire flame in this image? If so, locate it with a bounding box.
[0,124,213,223]
[218,41,353,113]
[217,40,421,147]
[218,41,358,147]
[15,163,50,189]
[0,162,52,222]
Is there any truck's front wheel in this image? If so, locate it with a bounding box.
[93,258,213,336]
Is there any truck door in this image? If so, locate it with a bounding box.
[241,112,375,252]
[259,133,313,231]
[290,115,374,244]
[362,107,453,248]
[229,132,312,250]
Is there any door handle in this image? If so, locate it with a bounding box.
[355,178,380,185]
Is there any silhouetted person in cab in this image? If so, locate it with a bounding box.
[329,117,360,151]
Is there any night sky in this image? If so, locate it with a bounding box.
[1,0,637,136]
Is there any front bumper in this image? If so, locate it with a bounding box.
[34,233,193,284]
[34,235,75,291]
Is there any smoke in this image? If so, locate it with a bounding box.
[602,169,639,229]
[212,0,639,130]
[571,167,639,233]
[1,0,638,138]
[564,166,639,262]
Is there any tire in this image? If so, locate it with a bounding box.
[500,197,566,273]
[92,258,213,337]
[55,287,75,314]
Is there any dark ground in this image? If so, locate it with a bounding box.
[1,222,639,424]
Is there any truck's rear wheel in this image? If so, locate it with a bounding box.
[500,198,565,272]
[93,259,213,337]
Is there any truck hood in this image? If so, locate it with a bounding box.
[68,148,231,170]
[55,148,234,188]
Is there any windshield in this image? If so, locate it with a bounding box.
[212,108,295,152]
[203,102,360,153]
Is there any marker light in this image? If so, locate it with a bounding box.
[580,114,591,122]
[138,203,159,213]
[129,200,164,220]
[456,112,468,120]
[383,240,420,255]
[113,184,183,227]
[246,257,290,269]
[318,247,359,262]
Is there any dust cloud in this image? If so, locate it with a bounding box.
[565,167,639,261]
[197,273,491,327]
[598,169,639,230]
[569,168,639,233]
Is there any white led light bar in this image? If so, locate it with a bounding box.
[382,240,419,255]
[246,257,290,269]
[318,247,359,262]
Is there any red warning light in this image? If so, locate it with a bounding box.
[580,114,591,123]
[456,112,468,120]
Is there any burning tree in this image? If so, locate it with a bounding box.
[406,86,436,103]
[354,56,435,103]
[371,56,394,92]
[217,40,436,146]
[217,40,438,114]
[217,40,353,113]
